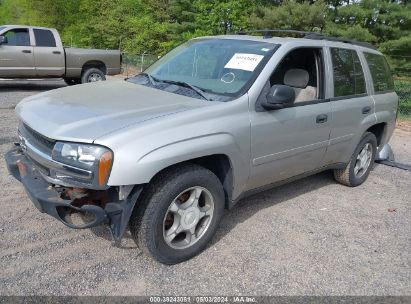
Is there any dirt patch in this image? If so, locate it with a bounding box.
[397,119,411,132]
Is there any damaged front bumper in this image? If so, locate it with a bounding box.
[5,146,142,242]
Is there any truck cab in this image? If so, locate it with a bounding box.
[0,25,65,77]
[0,25,121,83]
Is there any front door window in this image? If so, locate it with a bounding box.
[3,28,30,46]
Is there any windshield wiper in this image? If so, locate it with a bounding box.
[134,74,212,101]
[138,72,159,86]
[157,79,212,101]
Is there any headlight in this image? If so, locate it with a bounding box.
[52,142,113,186]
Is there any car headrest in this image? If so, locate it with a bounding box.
[283,69,309,89]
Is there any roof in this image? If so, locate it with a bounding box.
[195,29,378,52]
[238,29,377,49]
[0,25,57,31]
[195,34,297,44]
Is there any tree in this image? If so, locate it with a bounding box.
[192,0,254,35]
[0,0,409,75]
[250,0,327,32]
[326,0,411,42]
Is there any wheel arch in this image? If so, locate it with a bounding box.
[366,122,387,147]
[146,154,234,209]
[81,60,107,75]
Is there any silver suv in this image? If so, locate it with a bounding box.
[5,31,398,264]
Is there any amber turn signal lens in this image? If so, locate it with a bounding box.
[98,151,113,186]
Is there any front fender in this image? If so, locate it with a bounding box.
[107,133,249,199]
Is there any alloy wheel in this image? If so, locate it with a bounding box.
[354,143,373,178]
[163,186,214,250]
[87,73,103,82]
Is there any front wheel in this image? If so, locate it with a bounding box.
[129,164,225,264]
[334,132,377,187]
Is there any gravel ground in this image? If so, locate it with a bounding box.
[0,80,410,296]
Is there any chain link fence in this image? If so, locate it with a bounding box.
[395,78,411,120]
[121,53,159,77]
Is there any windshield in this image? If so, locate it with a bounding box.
[128,39,278,101]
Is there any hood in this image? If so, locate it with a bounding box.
[16,80,207,143]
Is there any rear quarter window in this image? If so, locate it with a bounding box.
[364,52,394,93]
[331,48,366,97]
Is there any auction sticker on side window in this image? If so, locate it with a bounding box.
[224,53,264,71]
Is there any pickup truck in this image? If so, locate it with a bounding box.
[0,25,122,84]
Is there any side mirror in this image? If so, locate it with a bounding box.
[262,85,295,110]
[0,36,7,45]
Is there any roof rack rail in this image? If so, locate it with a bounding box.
[237,29,312,38]
[236,29,377,50]
[304,33,376,50]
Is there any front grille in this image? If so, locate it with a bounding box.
[22,123,55,152]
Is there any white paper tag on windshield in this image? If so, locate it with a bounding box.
[224,53,264,71]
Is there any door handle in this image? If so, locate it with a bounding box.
[362,106,371,114]
[316,114,328,124]
[52,51,61,54]
[22,50,31,53]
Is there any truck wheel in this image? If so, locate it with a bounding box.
[129,164,225,264]
[81,68,106,83]
[64,78,81,86]
[334,132,377,187]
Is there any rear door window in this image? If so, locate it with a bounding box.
[3,28,30,46]
[364,52,394,93]
[33,29,56,47]
[331,48,366,97]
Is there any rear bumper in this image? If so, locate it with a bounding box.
[5,146,142,241]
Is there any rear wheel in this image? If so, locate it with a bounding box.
[81,68,106,84]
[129,164,225,264]
[334,132,377,187]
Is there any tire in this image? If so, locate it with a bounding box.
[63,78,81,86]
[129,164,225,264]
[334,132,377,187]
[81,68,106,84]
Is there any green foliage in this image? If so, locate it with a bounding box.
[250,0,327,32]
[325,23,377,42]
[325,0,411,42]
[0,0,22,24]
[62,0,144,50]
[0,0,410,74]
[395,78,411,118]
[381,35,411,76]
[192,0,254,35]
